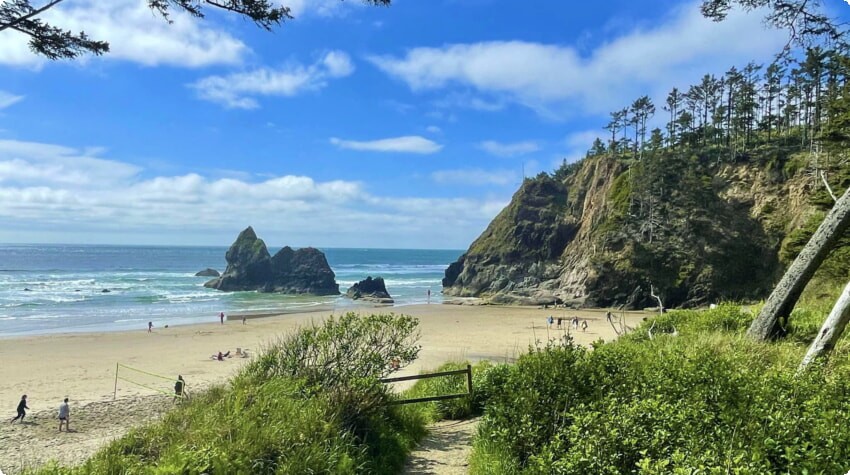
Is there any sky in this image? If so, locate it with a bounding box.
[0,0,842,249]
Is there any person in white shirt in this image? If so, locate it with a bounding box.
[58,398,70,432]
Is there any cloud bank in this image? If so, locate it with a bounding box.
[0,139,500,248]
[369,3,786,117]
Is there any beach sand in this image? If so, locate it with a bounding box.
[0,304,646,473]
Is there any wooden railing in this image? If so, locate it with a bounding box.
[380,364,472,405]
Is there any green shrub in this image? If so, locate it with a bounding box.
[471,308,850,474]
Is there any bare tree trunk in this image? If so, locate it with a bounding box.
[747,186,850,341]
[798,281,850,371]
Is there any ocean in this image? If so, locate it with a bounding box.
[0,245,462,336]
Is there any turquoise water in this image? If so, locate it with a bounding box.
[0,245,462,336]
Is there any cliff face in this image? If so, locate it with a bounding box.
[443,152,819,309]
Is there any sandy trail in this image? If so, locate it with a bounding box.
[402,419,480,475]
[0,304,645,473]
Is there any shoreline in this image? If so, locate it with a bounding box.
[0,303,647,473]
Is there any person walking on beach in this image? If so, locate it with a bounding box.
[581,320,588,332]
[10,395,28,423]
[58,398,70,432]
[547,315,554,328]
[427,289,431,304]
[242,316,246,325]
[174,375,187,402]
[219,312,225,325]
[148,321,153,333]
[572,316,579,330]
[557,317,563,328]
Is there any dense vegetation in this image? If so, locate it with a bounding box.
[558,47,850,308]
[468,303,850,474]
[32,313,427,475]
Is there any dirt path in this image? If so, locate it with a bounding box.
[0,395,172,474]
[403,418,480,475]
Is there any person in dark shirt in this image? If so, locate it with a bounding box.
[174,375,187,402]
[10,395,29,423]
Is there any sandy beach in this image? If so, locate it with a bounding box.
[0,304,646,473]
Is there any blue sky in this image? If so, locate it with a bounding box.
[0,0,834,248]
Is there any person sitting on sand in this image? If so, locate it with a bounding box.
[58,398,70,432]
[10,394,28,423]
[217,351,224,361]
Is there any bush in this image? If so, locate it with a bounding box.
[471,308,850,474]
[240,312,420,431]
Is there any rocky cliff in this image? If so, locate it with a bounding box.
[205,227,339,295]
[444,150,828,309]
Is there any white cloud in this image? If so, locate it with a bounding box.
[0,138,501,248]
[478,140,541,157]
[0,91,23,109]
[369,3,786,117]
[426,125,442,134]
[282,0,357,17]
[330,136,443,154]
[322,50,355,77]
[190,50,354,109]
[432,168,518,186]
[0,0,248,69]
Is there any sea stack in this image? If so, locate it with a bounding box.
[346,276,394,304]
[204,226,339,295]
[195,268,220,277]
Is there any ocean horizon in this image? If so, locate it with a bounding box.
[0,244,463,337]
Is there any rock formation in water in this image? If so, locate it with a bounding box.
[346,276,394,304]
[195,268,220,277]
[204,227,339,295]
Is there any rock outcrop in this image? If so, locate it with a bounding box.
[204,227,339,295]
[346,276,394,304]
[195,268,220,277]
[444,152,819,309]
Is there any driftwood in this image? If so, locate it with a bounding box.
[798,281,850,372]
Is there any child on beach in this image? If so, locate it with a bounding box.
[58,398,70,432]
[10,395,28,423]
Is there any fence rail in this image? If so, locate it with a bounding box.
[380,364,472,405]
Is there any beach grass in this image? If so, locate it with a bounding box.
[29,312,428,475]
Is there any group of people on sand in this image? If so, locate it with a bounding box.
[10,395,72,432]
[211,348,249,361]
[548,315,588,332]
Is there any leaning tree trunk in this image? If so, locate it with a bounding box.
[747,187,850,341]
[798,281,850,371]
